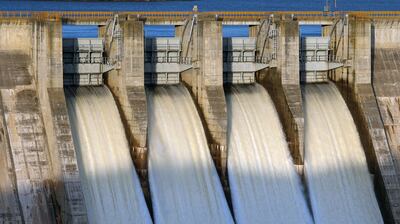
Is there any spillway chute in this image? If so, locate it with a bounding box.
[225,83,313,224]
[147,85,234,224]
[65,86,152,224]
[302,82,383,224]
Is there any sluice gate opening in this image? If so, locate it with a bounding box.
[145,37,192,85]
[63,38,114,86]
[65,86,152,224]
[223,24,276,85]
[299,23,345,83]
[225,84,313,223]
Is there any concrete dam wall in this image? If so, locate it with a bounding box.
[0,12,400,224]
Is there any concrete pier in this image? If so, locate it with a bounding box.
[35,21,88,223]
[103,19,150,199]
[0,20,88,224]
[252,18,305,165]
[0,20,56,224]
[179,17,230,194]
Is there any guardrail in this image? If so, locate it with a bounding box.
[1,11,400,21]
[63,56,111,64]
[145,56,192,64]
[223,55,274,64]
[300,54,343,63]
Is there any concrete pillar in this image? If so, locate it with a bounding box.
[249,25,258,38]
[329,18,400,223]
[175,25,184,38]
[351,19,371,84]
[104,19,149,199]
[181,18,229,193]
[35,20,88,223]
[0,20,56,224]
[254,19,304,165]
[98,25,106,38]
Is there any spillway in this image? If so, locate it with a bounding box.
[65,87,152,224]
[147,85,234,224]
[303,83,383,224]
[225,84,313,224]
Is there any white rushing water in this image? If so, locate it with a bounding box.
[65,87,152,224]
[226,84,313,224]
[147,85,234,224]
[303,83,383,224]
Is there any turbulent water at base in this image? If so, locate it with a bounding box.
[303,83,383,224]
[226,84,313,224]
[147,85,234,224]
[65,87,152,224]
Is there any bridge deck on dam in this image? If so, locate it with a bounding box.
[1,11,400,224]
[1,10,400,25]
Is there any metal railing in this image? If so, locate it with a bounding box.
[223,55,274,64]
[63,56,111,64]
[300,54,342,63]
[145,44,181,51]
[145,56,192,64]
[224,44,257,51]
[63,44,104,52]
[300,43,330,50]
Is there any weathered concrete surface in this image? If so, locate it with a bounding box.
[372,21,400,223]
[0,20,89,223]
[35,20,88,224]
[36,21,87,224]
[253,19,304,165]
[180,18,229,194]
[329,18,400,223]
[1,88,55,224]
[0,95,23,224]
[104,19,150,198]
[0,20,56,224]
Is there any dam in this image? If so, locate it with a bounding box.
[0,10,400,224]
